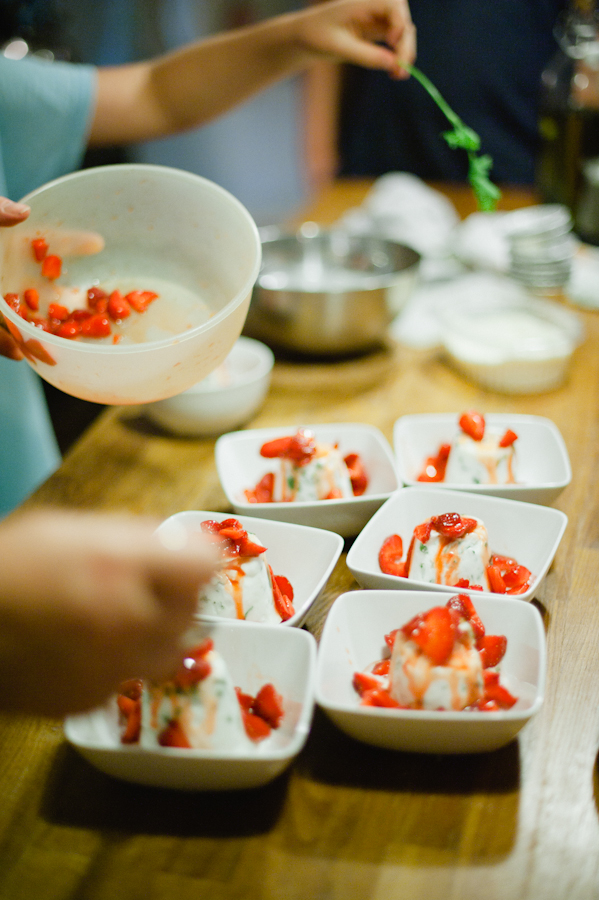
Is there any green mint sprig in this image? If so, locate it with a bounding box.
[401,63,501,212]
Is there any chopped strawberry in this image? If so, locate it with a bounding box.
[253,683,284,728]
[244,472,275,503]
[483,670,517,709]
[353,671,384,696]
[41,254,62,280]
[56,320,81,340]
[499,429,518,448]
[417,443,451,482]
[107,290,131,321]
[260,429,316,464]
[126,290,158,313]
[378,533,407,576]
[459,410,485,441]
[384,628,400,649]
[270,566,295,621]
[413,519,433,543]
[87,286,108,307]
[502,564,532,591]
[479,634,508,668]
[235,686,255,712]
[80,314,111,338]
[372,658,390,676]
[360,688,403,708]
[486,564,508,594]
[431,512,477,539]
[117,693,141,744]
[241,709,271,741]
[31,237,48,261]
[344,452,368,496]
[23,288,39,311]
[454,578,483,591]
[446,594,486,642]
[158,719,192,748]
[48,303,69,322]
[402,606,456,666]
[173,639,213,688]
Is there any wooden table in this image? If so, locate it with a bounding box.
[2,180,599,900]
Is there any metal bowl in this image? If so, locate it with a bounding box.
[243,224,421,356]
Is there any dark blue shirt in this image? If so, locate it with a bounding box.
[339,0,567,184]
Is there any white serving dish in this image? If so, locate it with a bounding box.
[64,619,317,790]
[316,590,546,753]
[156,510,343,628]
[215,423,399,538]
[143,337,274,436]
[346,486,567,601]
[393,412,572,504]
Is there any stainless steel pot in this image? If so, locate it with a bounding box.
[243,224,421,356]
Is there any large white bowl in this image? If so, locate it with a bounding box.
[316,590,546,753]
[394,412,572,504]
[156,509,344,628]
[215,423,399,538]
[64,619,317,790]
[0,164,261,404]
[143,337,274,436]
[346,486,567,601]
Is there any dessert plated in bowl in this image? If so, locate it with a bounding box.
[64,619,317,790]
[315,590,546,753]
[394,411,571,504]
[215,423,399,538]
[156,510,343,628]
[346,486,567,601]
[0,163,261,404]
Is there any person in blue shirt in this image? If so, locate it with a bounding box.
[0,0,416,519]
[0,0,416,717]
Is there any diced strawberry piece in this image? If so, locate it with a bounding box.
[487,564,507,594]
[125,290,158,313]
[378,533,407,576]
[360,688,403,708]
[31,237,48,262]
[417,443,451,482]
[479,634,507,668]
[372,658,390,676]
[48,303,69,321]
[446,594,486,642]
[56,320,81,340]
[402,606,456,666]
[459,410,485,441]
[241,708,272,741]
[502,564,531,590]
[158,719,192,748]
[270,565,294,621]
[173,639,213,688]
[253,683,284,728]
[344,453,368,496]
[87,286,108,308]
[260,429,316,463]
[117,693,141,744]
[384,628,400,649]
[483,670,517,709]
[353,671,383,696]
[244,472,275,503]
[431,512,477,539]
[235,686,255,713]
[41,254,62,280]
[80,314,111,338]
[413,520,433,543]
[499,429,518,448]
[4,293,20,311]
[23,288,39,311]
[107,290,131,321]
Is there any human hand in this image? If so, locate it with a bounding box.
[0,198,30,360]
[294,0,416,79]
[0,509,219,717]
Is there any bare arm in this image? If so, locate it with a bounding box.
[89,0,415,146]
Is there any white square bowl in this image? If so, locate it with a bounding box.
[346,486,567,601]
[156,510,343,628]
[215,423,399,538]
[64,619,317,791]
[316,590,546,753]
[393,412,572,504]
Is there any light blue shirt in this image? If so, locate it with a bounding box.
[0,54,97,516]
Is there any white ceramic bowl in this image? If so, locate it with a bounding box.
[394,412,572,504]
[64,619,316,790]
[346,486,567,601]
[156,509,343,628]
[215,423,399,538]
[143,337,274,436]
[0,164,261,404]
[438,288,583,394]
[316,590,546,753]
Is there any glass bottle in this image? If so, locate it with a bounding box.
[537,0,599,242]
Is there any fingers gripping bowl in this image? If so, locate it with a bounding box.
[0,164,261,404]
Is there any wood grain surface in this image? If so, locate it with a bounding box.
[2,180,599,900]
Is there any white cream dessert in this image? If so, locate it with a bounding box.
[273,442,354,502]
[407,515,491,590]
[444,431,516,485]
[140,642,252,751]
[198,518,294,623]
[388,618,484,711]
[199,534,283,624]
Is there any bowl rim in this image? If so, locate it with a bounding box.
[0,163,262,355]
[179,337,274,396]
